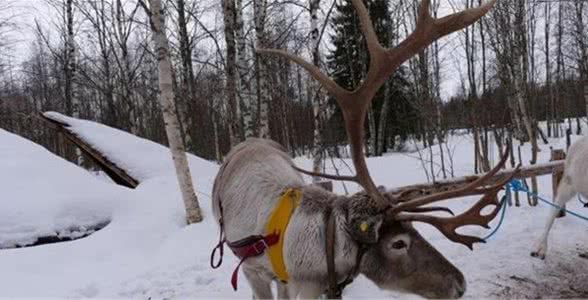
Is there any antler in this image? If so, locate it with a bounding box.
[257,0,498,206]
[388,147,520,249]
[386,146,511,215]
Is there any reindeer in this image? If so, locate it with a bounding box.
[211,0,507,298]
[531,135,588,259]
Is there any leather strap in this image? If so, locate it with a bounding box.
[227,233,280,290]
[325,209,340,299]
[325,209,368,299]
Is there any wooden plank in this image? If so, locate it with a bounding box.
[387,161,565,201]
[39,113,139,188]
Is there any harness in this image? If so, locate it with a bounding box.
[211,188,367,298]
[211,188,301,290]
[325,207,367,299]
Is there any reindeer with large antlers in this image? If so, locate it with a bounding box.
[211,0,510,298]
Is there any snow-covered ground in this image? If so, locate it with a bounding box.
[1,115,587,298]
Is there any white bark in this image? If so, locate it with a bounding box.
[254,0,270,139]
[222,0,240,146]
[310,0,323,182]
[145,0,202,224]
[65,0,83,165]
[235,0,254,137]
[377,83,390,155]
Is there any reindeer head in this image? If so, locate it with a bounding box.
[258,0,508,298]
[361,221,467,298]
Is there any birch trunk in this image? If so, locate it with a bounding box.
[309,0,323,182]
[235,0,254,137]
[377,82,391,156]
[545,2,553,137]
[145,0,202,224]
[65,0,76,118]
[222,0,240,146]
[254,0,270,139]
[65,0,83,165]
[176,0,196,149]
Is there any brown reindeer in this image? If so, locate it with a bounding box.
[212,0,510,298]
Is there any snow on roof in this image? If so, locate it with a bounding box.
[0,129,125,248]
[43,111,218,183]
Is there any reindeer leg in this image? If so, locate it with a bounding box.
[531,177,577,260]
[243,265,274,299]
[276,281,290,299]
[287,281,324,299]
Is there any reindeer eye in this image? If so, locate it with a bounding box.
[391,240,407,249]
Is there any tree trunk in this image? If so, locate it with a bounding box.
[310,0,323,182]
[377,83,391,156]
[235,0,254,137]
[65,0,81,164]
[254,0,270,139]
[145,0,202,224]
[176,0,196,150]
[545,2,553,138]
[368,105,376,157]
[221,0,240,146]
[585,83,588,119]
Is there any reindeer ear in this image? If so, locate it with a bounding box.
[349,214,383,244]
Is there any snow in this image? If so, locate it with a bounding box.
[42,111,218,182]
[1,117,587,298]
[0,129,122,249]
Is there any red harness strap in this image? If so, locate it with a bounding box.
[211,232,280,291]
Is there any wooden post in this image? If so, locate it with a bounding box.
[551,149,566,218]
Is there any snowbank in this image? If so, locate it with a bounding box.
[0,129,123,248]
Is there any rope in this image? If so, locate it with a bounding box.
[509,179,588,222]
[483,179,588,242]
[482,187,509,241]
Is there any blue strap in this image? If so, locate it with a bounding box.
[482,188,509,241]
[509,179,588,222]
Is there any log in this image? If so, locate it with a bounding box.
[39,113,139,188]
[387,160,565,201]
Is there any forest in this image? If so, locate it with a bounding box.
[0,0,585,168]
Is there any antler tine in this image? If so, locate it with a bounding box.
[255,49,349,102]
[433,0,498,39]
[394,171,517,250]
[383,0,498,78]
[349,0,385,64]
[387,144,510,216]
[291,164,358,182]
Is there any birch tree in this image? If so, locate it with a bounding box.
[222,0,241,145]
[310,0,323,182]
[235,0,255,137]
[176,0,197,149]
[254,0,270,138]
[139,0,203,224]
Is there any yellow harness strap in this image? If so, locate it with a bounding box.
[264,188,301,283]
